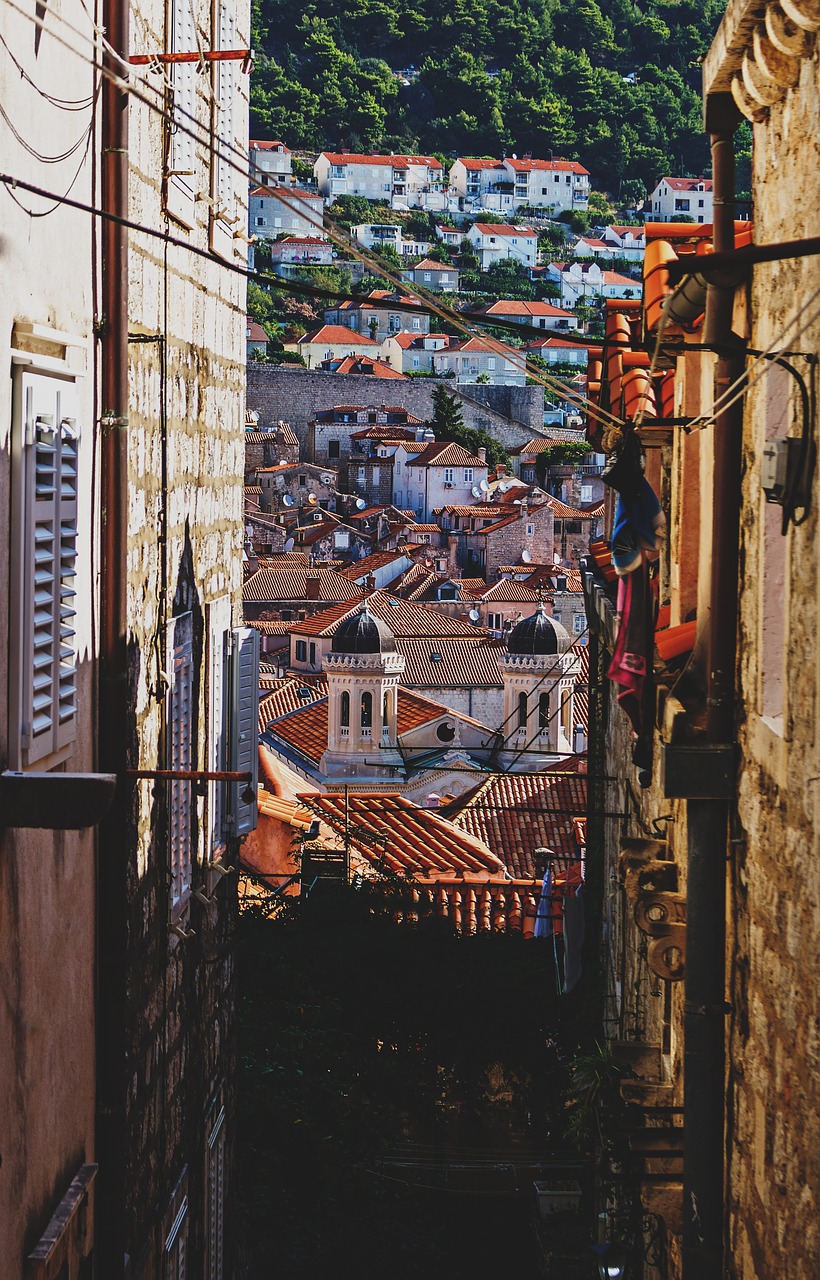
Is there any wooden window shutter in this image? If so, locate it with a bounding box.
[12,373,80,768]
[166,0,197,226]
[206,1102,226,1279]
[210,0,237,260]
[225,626,259,837]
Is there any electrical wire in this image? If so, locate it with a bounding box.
[0,28,96,108]
[1,0,627,433]
[3,127,95,217]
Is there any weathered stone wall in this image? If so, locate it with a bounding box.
[247,365,545,458]
[122,0,249,1266]
[725,46,820,1280]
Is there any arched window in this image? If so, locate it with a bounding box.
[340,691,350,727]
[539,693,549,729]
[518,691,528,728]
[361,692,373,728]
[383,690,391,726]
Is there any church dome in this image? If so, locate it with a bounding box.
[507,606,568,656]
[332,601,397,654]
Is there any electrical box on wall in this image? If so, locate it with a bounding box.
[761,435,802,506]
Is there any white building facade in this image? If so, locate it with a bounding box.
[315,152,446,210]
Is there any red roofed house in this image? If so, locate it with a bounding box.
[501,155,590,213]
[382,332,454,374]
[647,176,713,223]
[449,155,590,216]
[466,222,538,270]
[400,257,460,292]
[573,236,618,260]
[284,324,384,369]
[392,439,490,520]
[316,354,407,379]
[314,152,447,211]
[323,289,431,345]
[268,237,334,274]
[460,498,555,581]
[473,299,576,330]
[431,335,526,386]
[546,260,640,307]
[247,317,268,357]
[249,138,292,184]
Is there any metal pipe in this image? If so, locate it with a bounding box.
[96,0,130,1264]
[682,100,744,1280]
[667,233,820,285]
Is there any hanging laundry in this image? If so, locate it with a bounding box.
[534,867,553,939]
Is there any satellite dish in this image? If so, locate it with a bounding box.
[553,551,562,564]
[471,486,482,499]
[356,498,367,510]
[320,474,333,486]
[468,608,480,623]
[479,478,490,493]
[522,549,532,563]
[513,499,522,505]
[284,537,295,552]
[282,494,294,507]
[307,493,317,505]
[498,480,509,493]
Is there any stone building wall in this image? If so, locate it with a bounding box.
[121,0,249,1265]
[704,21,820,1277]
[247,365,545,457]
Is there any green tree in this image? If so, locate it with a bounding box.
[430,385,509,470]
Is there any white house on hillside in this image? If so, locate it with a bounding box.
[449,156,590,214]
[545,261,640,306]
[647,177,713,223]
[353,224,431,256]
[249,140,292,185]
[600,225,646,261]
[314,152,446,210]
[249,185,325,239]
[467,223,537,270]
[431,337,526,386]
[474,300,575,330]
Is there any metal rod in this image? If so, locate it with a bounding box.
[127,769,253,782]
[667,233,820,285]
[682,98,742,1280]
[96,0,130,1265]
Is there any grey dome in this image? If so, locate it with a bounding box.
[507,607,566,656]
[332,602,397,654]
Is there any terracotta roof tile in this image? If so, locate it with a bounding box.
[243,566,359,604]
[295,325,381,346]
[338,550,408,579]
[444,772,588,877]
[258,676,328,732]
[320,152,443,169]
[470,223,537,238]
[288,590,484,639]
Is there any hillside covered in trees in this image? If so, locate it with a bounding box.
[249,0,729,197]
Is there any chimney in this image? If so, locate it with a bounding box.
[305,572,320,600]
[477,447,487,463]
[496,463,506,477]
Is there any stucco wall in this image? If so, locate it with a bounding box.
[247,365,545,457]
[0,4,98,1271]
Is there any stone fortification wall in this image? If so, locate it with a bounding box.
[247,366,545,460]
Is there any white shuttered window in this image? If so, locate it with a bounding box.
[10,371,79,769]
[167,0,198,225]
[210,0,238,259]
[163,1168,189,1280]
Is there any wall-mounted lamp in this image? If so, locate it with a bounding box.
[591,1242,629,1279]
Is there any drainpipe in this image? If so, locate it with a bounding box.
[96,0,130,1268]
[682,93,744,1280]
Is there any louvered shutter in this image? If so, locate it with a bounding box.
[206,1105,226,1280]
[167,0,197,225]
[169,613,194,913]
[163,1178,189,1280]
[226,626,259,836]
[210,0,237,260]
[15,375,79,768]
[207,598,231,860]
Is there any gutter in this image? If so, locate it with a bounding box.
[681,91,745,1280]
[96,0,130,1267]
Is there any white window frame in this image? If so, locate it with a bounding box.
[163,1167,189,1280]
[206,1093,226,1280]
[166,0,198,227]
[526,523,535,536]
[9,368,80,770]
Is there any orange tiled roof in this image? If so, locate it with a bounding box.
[477,300,575,318]
[299,792,505,876]
[295,324,380,346]
[325,356,406,378]
[320,152,444,170]
[258,676,328,732]
[338,550,408,579]
[288,590,484,639]
[413,440,487,468]
[471,580,541,603]
[470,223,537,238]
[505,157,589,174]
[243,566,359,604]
[444,772,588,877]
